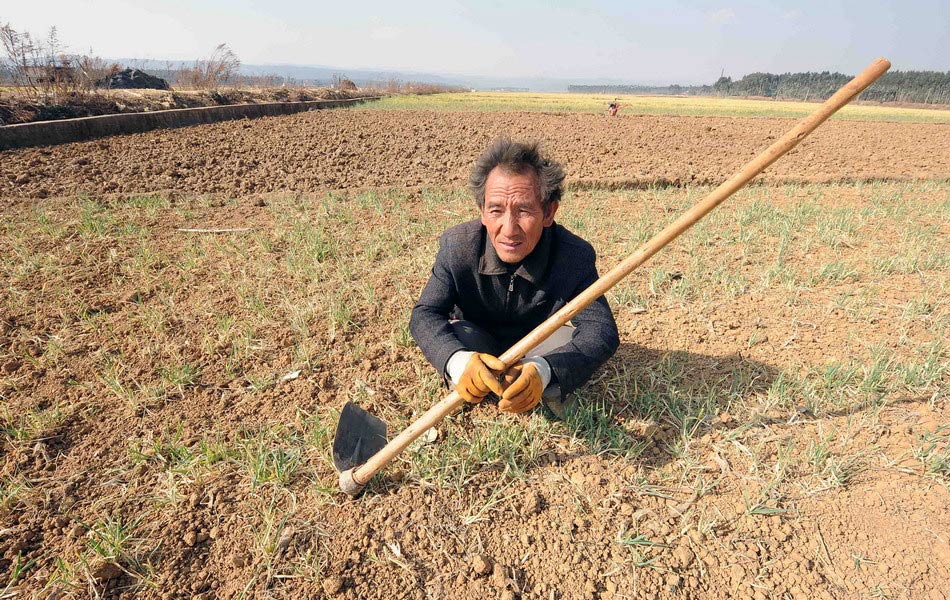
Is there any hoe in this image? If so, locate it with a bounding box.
[333,58,891,496]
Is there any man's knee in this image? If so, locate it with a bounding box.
[449,320,505,356]
[525,324,573,358]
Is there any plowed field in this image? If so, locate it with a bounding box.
[1,108,948,600]
[2,110,949,199]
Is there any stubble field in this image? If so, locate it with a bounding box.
[0,99,948,600]
[364,91,950,123]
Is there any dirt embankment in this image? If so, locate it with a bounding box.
[0,87,364,126]
[1,110,948,199]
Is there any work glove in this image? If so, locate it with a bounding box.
[453,352,505,403]
[499,357,552,414]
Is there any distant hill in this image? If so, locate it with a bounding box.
[110,58,454,87]
[109,58,679,92]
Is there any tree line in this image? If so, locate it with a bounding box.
[570,70,950,104]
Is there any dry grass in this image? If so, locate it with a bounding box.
[0,180,946,596]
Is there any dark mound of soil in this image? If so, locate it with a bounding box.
[97,68,171,90]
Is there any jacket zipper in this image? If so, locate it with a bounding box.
[505,275,516,314]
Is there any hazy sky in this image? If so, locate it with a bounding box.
[3,0,948,83]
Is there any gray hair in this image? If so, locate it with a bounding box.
[469,138,565,213]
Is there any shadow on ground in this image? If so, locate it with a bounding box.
[551,342,783,472]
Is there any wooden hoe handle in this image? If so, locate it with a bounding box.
[339,57,891,496]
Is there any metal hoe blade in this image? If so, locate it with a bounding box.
[333,402,388,472]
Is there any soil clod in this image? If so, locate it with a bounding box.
[89,559,123,582]
[322,575,344,595]
[472,554,493,576]
[524,490,543,514]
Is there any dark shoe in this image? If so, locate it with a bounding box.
[541,390,574,421]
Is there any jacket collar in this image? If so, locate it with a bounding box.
[478,224,553,285]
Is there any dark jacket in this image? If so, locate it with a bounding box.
[409,219,619,397]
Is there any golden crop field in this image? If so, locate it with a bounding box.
[364,91,950,123]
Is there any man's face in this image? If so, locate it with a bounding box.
[481,167,558,264]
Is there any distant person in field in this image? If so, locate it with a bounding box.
[410,139,619,418]
[608,99,620,116]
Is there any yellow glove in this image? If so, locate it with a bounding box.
[499,361,544,413]
[457,353,505,403]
